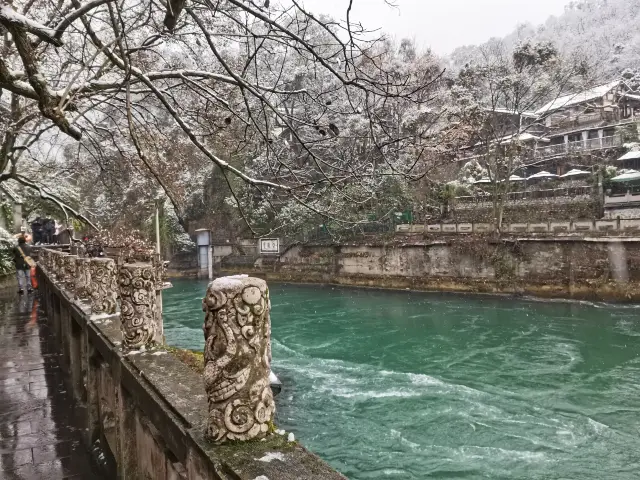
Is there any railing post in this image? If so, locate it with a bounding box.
[75,258,92,303]
[55,252,67,282]
[88,258,118,315]
[63,255,78,292]
[40,249,49,274]
[152,253,165,343]
[118,263,158,349]
[48,250,57,274]
[202,276,274,443]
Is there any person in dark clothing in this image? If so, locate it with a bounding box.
[43,218,55,244]
[13,236,33,294]
[31,218,44,244]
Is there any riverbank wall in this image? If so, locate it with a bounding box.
[218,237,640,302]
[0,273,16,292]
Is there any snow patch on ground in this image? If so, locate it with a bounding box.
[256,452,285,463]
[90,312,118,322]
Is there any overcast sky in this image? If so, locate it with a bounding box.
[295,0,572,54]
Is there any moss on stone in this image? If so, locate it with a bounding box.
[162,345,205,374]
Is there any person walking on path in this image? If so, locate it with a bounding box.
[43,218,55,244]
[13,236,33,295]
[53,220,62,244]
[14,226,32,243]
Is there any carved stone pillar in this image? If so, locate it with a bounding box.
[75,258,92,302]
[88,258,118,315]
[118,263,157,349]
[39,249,48,273]
[45,250,52,273]
[63,255,77,292]
[51,251,61,278]
[55,253,67,282]
[202,275,274,443]
[45,250,55,274]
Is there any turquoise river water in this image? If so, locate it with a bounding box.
[163,279,640,479]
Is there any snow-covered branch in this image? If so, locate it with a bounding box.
[0,4,62,46]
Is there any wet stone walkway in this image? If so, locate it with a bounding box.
[0,293,105,479]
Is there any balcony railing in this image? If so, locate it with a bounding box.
[456,185,594,204]
[459,134,623,162]
[533,135,622,158]
[605,187,640,206]
[549,111,616,130]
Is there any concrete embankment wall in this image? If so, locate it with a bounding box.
[0,273,16,292]
[221,238,640,302]
[37,266,345,480]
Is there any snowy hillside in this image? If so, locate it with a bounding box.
[449,0,640,80]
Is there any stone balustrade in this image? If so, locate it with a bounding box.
[34,248,342,478]
[38,249,155,347]
[33,247,343,479]
[36,250,278,442]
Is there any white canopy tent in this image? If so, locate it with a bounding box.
[559,169,590,179]
[473,177,492,184]
[508,174,525,181]
[527,171,559,180]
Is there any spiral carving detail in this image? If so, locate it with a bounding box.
[202,276,274,443]
[118,264,157,349]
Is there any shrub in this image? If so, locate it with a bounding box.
[0,227,16,276]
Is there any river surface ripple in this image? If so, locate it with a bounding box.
[163,279,640,479]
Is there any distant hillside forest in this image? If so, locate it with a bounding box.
[449,0,640,80]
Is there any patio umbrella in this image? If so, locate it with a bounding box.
[611,170,640,182]
[527,171,559,180]
[559,169,590,179]
[473,177,492,184]
[617,151,640,161]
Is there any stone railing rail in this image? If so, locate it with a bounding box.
[456,185,594,204]
[36,247,344,479]
[459,134,624,162]
[396,218,640,235]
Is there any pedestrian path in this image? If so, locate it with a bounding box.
[0,293,105,479]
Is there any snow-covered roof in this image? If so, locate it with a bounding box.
[460,132,550,153]
[535,80,621,116]
[484,107,537,118]
[622,93,640,102]
[500,132,550,144]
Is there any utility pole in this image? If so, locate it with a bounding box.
[154,199,164,343]
[155,199,161,255]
